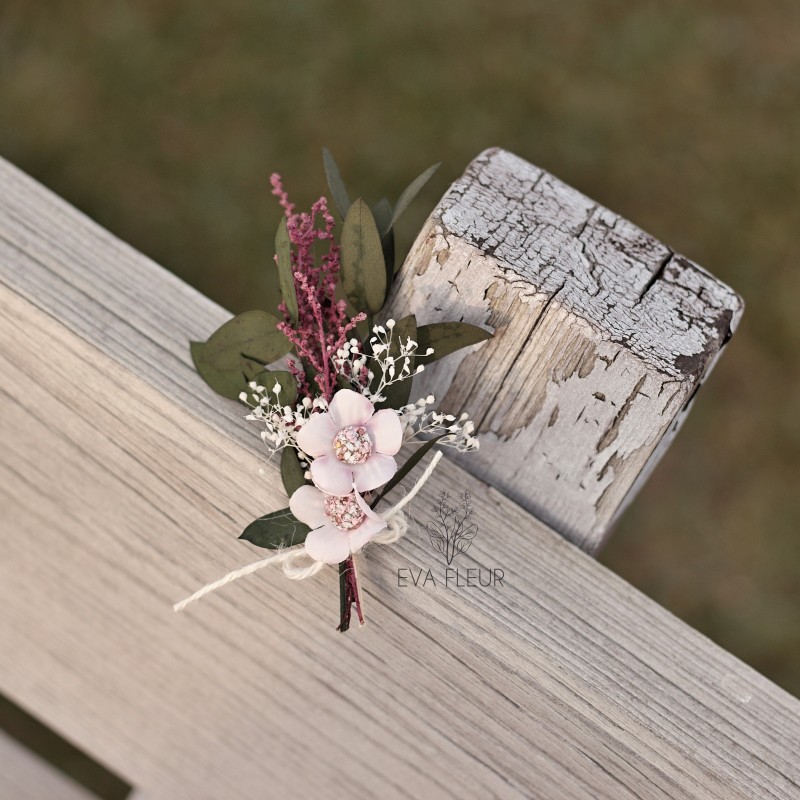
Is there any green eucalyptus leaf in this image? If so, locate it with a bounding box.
[190,311,292,400]
[371,434,447,509]
[372,197,396,281]
[373,314,417,410]
[380,229,396,288]
[280,448,307,497]
[322,147,351,219]
[240,507,310,549]
[386,162,441,234]
[371,197,393,234]
[190,342,251,400]
[340,198,387,314]
[383,228,396,279]
[191,346,271,401]
[275,219,298,323]
[416,321,492,363]
[204,311,291,364]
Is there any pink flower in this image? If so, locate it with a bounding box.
[290,484,388,564]
[297,389,403,495]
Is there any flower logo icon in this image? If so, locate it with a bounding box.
[427,490,478,565]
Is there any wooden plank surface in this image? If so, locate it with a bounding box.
[1,157,799,800]
[0,730,97,800]
[390,148,743,552]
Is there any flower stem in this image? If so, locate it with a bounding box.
[337,556,365,632]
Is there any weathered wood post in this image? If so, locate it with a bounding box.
[389,148,743,552]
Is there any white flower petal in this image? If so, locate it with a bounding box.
[304,524,351,564]
[348,514,387,554]
[296,413,337,458]
[310,455,355,496]
[366,409,403,455]
[351,453,397,492]
[289,485,327,528]
[329,389,374,427]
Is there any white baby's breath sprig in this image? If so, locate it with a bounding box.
[330,337,368,392]
[399,394,479,452]
[239,379,327,460]
[331,319,433,404]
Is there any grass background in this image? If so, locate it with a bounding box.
[1,0,798,707]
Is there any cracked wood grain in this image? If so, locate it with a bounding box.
[389,148,743,552]
[0,157,796,800]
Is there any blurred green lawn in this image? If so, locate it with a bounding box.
[2,0,798,700]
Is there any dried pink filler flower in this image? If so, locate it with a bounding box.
[297,389,403,495]
[333,425,372,465]
[290,485,388,565]
[270,174,366,401]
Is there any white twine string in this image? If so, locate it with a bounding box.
[370,450,442,545]
[173,451,443,613]
[172,548,319,612]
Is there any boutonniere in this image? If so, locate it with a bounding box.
[175,150,490,631]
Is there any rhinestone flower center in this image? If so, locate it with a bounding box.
[333,425,372,465]
[324,494,366,531]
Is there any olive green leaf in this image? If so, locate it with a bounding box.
[322,147,351,219]
[372,197,396,287]
[384,162,441,235]
[416,321,492,363]
[373,314,417,410]
[190,310,292,400]
[190,345,270,401]
[280,447,307,497]
[275,218,298,323]
[340,198,387,314]
[372,197,395,288]
[190,342,244,400]
[386,228,401,276]
[240,508,310,549]
[371,196,393,235]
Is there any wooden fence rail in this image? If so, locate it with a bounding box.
[0,154,798,799]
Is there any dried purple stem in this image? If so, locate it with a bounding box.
[337,556,364,632]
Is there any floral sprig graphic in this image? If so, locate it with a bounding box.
[176,149,491,631]
[427,490,478,565]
